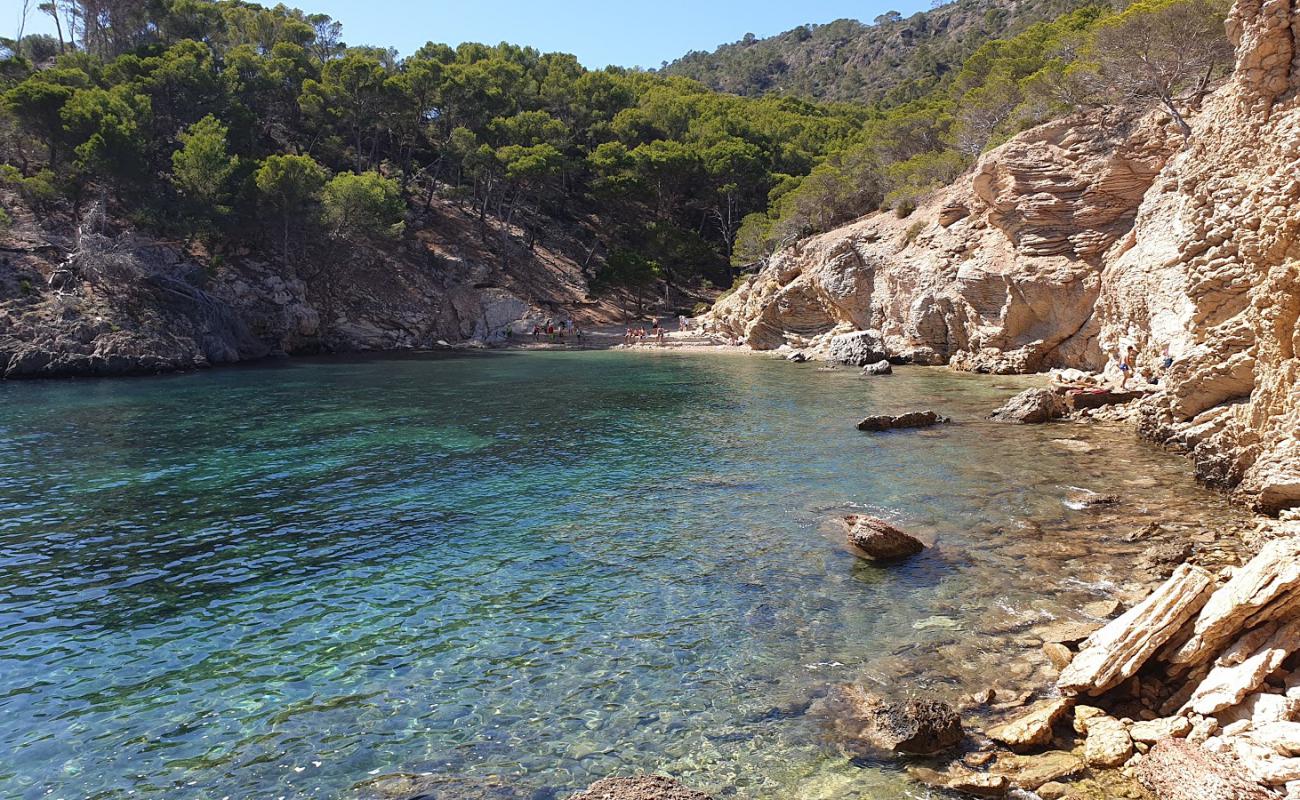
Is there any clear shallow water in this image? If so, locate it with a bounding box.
[0,351,1251,800]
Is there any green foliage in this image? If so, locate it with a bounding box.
[322,170,405,239]
[171,114,236,210]
[255,153,327,213]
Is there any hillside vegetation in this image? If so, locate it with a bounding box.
[0,0,1231,310]
[662,0,1102,105]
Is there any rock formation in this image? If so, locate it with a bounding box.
[0,196,619,378]
[704,0,1300,514]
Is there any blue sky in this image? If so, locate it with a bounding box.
[17,0,935,68]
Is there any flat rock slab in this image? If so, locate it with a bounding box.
[857,410,950,432]
[908,766,1008,797]
[1064,389,1145,411]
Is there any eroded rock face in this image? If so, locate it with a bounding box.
[705,0,1300,513]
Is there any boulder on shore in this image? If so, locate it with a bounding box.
[862,359,892,375]
[827,330,887,366]
[990,388,1068,423]
[568,776,712,800]
[839,688,964,755]
[845,515,925,561]
[857,410,950,432]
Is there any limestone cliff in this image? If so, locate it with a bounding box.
[706,0,1300,514]
[0,197,616,378]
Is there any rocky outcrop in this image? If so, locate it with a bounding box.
[704,0,1300,513]
[856,410,950,431]
[844,515,926,561]
[0,196,619,378]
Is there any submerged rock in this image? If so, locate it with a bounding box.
[839,688,964,755]
[908,766,1009,797]
[353,773,533,800]
[1065,490,1121,509]
[857,410,950,432]
[862,359,892,375]
[568,776,712,800]
[989,751,1085,791]
[845,515,925,561]
[990,388,1067,424]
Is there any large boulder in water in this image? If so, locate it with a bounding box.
[827,330,887,366]
[568,776,712,800]
[990,388,1067,423]
[862,359,893,375]
[845,515,925,561]
[836,688,964,755]
[857,410,949,431]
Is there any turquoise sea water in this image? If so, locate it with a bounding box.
[0,351,1249,800]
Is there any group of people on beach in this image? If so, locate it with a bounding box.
[520,318,583,344]
[624,322,667,346]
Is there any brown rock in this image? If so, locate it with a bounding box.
[567,777,712,800]
[1136,738,1279,800]
[856,410,950,432]
[1043,642,1074,670]
[844,515,925,561]
[839,688,964,755]
[990,751,1085,790]
[1036,781,1071,800]
[988,697,1075,750]
[990,388,1067,423]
